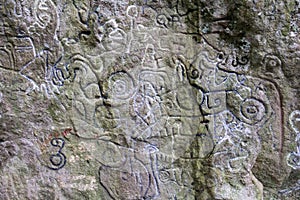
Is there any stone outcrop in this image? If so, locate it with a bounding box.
[0,0,299,199]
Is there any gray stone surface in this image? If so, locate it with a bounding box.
[0,0,299,199]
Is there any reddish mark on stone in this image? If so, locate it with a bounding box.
[47,128,72,141]
[62,128,72,137]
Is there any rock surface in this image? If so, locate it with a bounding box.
[0,0,299,199]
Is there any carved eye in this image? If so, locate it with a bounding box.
[263,54,282,73]
[121,172,130,181]
[190,69,199,79]
[218,53,224,60]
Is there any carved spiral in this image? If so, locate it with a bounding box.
[240,98,266,125]
[47,138,66,170]
[159,170,171,183]
[49,153,66,168]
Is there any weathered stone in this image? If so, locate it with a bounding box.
[0,0,299,199]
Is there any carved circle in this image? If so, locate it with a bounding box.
[240,98,266,124]
[159,170,171,183]
[47,138,66,170]
[268,59,278,67]
[49,153,65,167]
[189,68,199,79]
[108,72,135,100]
[263,54,282,73]
[217,52,224,60]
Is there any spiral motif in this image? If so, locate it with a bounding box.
[159,170,171,183]
[108,72,135,100]
[47,138,66,170]
[240,98,266,125]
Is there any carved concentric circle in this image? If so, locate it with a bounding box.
[108,72,135,100]
[263,54,282,73]
[240,98,266,124]
[188,67,199,79]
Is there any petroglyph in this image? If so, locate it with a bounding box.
[287,110,300,170]
[0,0,298,199]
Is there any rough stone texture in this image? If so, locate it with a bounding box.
[0,0,299,199]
